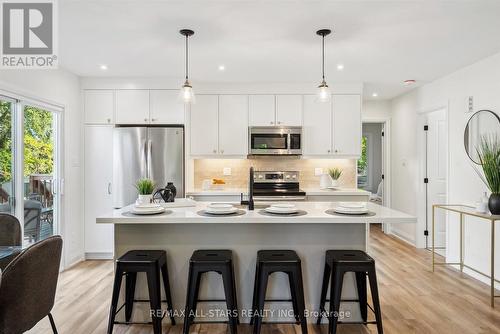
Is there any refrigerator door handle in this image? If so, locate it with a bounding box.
[141,139,148,179]
[147,139,153,179]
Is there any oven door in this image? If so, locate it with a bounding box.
[249,127,302,155]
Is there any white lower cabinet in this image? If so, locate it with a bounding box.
[84,125,114,257]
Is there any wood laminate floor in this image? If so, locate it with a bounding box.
[26,225,500,334]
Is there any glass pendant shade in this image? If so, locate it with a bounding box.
[316,81,331,102]
[179,80,195,104]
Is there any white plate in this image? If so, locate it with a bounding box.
[333,207,368,215]
[265,206,299,214]
[135,202,161,209]
[325,186,340,190]
[131,206,166,215]
[207,203,234,210]
[338,202,367,209]
[270,203,296,209]
[205,207,238,215]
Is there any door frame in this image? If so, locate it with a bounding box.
[416,104,450,249]
[361,117,391,233]
[0,86,66,267]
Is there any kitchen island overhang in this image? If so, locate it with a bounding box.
[97,201,415,324]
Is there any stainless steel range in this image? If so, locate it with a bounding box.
[252,171,306,201]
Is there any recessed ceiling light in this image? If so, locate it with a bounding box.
[218,65,225,71]
[99,64,108,70]
[372,92,378,97]
[403,79,416,86]
[336,64,344,71]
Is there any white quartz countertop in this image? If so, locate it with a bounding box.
[97,201,415,225]
[186,188,370,196]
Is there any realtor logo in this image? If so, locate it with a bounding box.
[1,0,58,68]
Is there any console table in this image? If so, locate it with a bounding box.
[432,204,500,307]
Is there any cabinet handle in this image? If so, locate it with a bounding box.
[213,149,217,153]
[107,118,111,123]
[270,121,274,125]
[277,121,281,125]
[144,118,148,122]
[335,149,339,153]
[327,149,331,153]
[151,118,156,122]
[107,183,112,195]
[220,149,224,154]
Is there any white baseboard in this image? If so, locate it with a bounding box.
[390,229,416,247]
[85,252,114,260]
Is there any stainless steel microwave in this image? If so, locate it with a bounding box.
[249,126,302,155]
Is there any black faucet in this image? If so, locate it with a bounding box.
[248,166,255,210]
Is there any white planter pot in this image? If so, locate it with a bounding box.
[331,179,339,188]
[137,194,152,205]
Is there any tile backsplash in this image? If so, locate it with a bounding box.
[193,158,357,189]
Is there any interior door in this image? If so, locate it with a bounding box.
[426,109,448,249]
[113,127,147,208]
[148,127,184,197]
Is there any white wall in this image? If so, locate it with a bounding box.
[389,51,500,284]
[362,100,391,120]
[0,69,83,269]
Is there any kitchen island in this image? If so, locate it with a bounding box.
[98,201,415,324]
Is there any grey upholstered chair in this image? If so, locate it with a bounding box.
[0,235,63,334]
[0,213,22,270]
[0,213,21,246]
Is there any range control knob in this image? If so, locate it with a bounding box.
[258,175,264,179]
[292,174,297,179]
[285,175,291,179]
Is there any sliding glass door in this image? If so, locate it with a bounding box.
[23,104,59,243]
[0,94,61,245]
[0,98,16,215]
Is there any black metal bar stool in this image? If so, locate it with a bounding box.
[183,249,239,334]
[107,250,175,334]
[250,250,308,334]
[317,250,383,334]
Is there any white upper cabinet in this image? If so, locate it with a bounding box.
[115,90,150,124]
[249,95,275,126]
[84,90,114,124]
[332,94,361,156]
[190,95,219,156]
[303,95,332,155]
[218,95,248,156]
[150,90,185,124]
[276,95,302,126]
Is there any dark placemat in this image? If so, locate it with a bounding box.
[325,209,376,217]
[258,209,308,217]
[197,209,247,217]
[122,209,172,217]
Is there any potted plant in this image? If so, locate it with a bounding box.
[135,178,155,205]
[328,168,343,188]
[477,136,500,215]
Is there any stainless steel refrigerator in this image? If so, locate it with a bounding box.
[113,126,184,208]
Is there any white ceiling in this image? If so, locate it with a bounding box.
[60,0,500,100]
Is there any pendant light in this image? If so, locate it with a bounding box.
[316,29,332,102]
[179,29,195,104]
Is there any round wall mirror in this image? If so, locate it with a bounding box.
[464,110,500,164]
